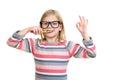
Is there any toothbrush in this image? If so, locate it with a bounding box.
[30,30,51,33]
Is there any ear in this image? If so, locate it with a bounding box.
[59,25,62,31]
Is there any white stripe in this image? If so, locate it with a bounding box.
[74,46,81,54]
[16,43,20,48]
[28,39,32,52]
[86,44,94,48]
[65,40,69,46]
[11,37,21,41]
[39,45,65,48]
[34,56,69,61]
[36,71,67,75]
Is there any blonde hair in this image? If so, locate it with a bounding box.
[40,9,66,42]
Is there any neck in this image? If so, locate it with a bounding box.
[45,37,59,42]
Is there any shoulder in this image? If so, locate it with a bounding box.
[60,40,74,46]
[64,40,81,47]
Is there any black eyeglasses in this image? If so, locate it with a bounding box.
[40,21,62,29]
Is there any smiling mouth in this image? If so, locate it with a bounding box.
[42,30,53,33]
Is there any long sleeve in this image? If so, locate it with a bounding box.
[66,38,96,58]
[7,31,34,53]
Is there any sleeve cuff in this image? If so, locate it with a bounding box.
[12,30,24,40]
[82,37,94,46]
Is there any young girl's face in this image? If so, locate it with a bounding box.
[41,14,62,40]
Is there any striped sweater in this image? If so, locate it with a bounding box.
[7,31,96,80]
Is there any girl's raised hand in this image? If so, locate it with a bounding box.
[76,16,88,35]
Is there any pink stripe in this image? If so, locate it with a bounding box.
[90,45,96,51]
[40,41,66,46]
[82,49,87,58]
[17,41,22,49]
[29,38,34,53]
[36,64,66,70]
[71,44,79,56]
[8,37,19,42]
[7,38,19,46]
[36,68,66,73]
[86,45,96,53]
[34,53,70,59]
[35,50,69,56]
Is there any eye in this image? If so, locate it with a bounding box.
[52,21,58,25]
[42,22,48,25]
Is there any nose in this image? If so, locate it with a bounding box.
[48,22,52,28]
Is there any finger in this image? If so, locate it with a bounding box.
[35,27,39,35]
[34,29,37,35]
[37,28,41,35]
[79,16,82,22]
[76,23,82,32]
[76,22,79,27]
[82,16,85,22]
[37,26,43,34]
[79,16,85,22]
[36,29,39,35]
[76,22,81,30]
[38,28,42,34]
[30,30,33,33]
[79,16,87,22]
[37,29,40,34]
[30,27,34,33]
[37,27,42,34]
[35,27,39,34]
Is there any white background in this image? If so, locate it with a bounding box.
[0,0,120,80]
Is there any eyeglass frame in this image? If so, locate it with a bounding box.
[40,21,62,29]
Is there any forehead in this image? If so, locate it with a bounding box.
[43,15,58,21]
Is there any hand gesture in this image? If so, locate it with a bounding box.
[76,16,88,35]
[76,16,90,40]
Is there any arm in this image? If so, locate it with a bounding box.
[6,26,42,53]
[67,16,96,58]
[67,39,96,58]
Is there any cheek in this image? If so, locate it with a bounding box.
[54,29,60,34]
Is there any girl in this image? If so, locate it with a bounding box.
[7,9,96,80]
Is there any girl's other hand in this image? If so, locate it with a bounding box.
[29,26,42,35]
